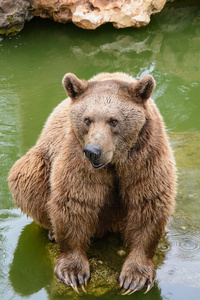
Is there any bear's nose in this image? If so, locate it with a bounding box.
[83,144,101,162]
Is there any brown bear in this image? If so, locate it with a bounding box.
[8,72,176,294]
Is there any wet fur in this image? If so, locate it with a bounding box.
[8,72,176,293]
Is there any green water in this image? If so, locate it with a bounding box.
[1,1,200,299]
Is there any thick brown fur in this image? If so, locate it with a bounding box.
[8,72,176,293]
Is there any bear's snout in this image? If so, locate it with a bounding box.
[83,144,104,169]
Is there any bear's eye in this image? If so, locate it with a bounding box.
[109,119,118,127]
[84,118,91,126]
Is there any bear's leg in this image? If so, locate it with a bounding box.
[48,157,108,292]
[49,196,98,291]
[8,147,51,229]
[49,194,100,291]
[119,193,174,294]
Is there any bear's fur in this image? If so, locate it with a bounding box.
[8,72,176,294]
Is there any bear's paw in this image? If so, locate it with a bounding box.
[119,259,156,295]
[54,251,90,293]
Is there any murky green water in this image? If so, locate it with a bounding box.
[1,1,200,299]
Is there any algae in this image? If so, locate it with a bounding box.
[46,234,123,297]
[0,24,24,36]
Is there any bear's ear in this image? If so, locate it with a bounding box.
[62,73,88,99]
[129,75,156,103]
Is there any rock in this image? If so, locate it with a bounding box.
[117,249,126,256]
[0,0,167,35]
[46,233,167,297]
[46,234,123,297]
[0,0,31,35]
[71,0,167,29]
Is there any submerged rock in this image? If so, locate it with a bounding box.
[46,233,167,297]
[0,0,167,34]
[47,234,123,297]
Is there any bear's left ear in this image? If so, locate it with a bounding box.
[129,75,156,103]
[62,73,88,99]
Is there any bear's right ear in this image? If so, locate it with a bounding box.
[62,73,88,99]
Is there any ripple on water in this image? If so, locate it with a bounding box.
[167,217,200,255]
[167,216,199,238]
[176,238,199,252]
[158,243,172,252]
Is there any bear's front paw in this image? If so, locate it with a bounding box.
[119,260,156,295]
[54,252,90,293]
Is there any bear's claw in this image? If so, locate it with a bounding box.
[81,284,87,293]
[120,281,154,295]
[57,271,88,294]
[70,284,80,294]
[119,261,155,295]
[48,229,56,243]
[54,253,90,293]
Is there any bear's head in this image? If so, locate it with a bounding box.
[62,72,155,169]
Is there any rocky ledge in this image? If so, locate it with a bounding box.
[0,0,167,35]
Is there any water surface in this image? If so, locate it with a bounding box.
[0,1,200,299]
